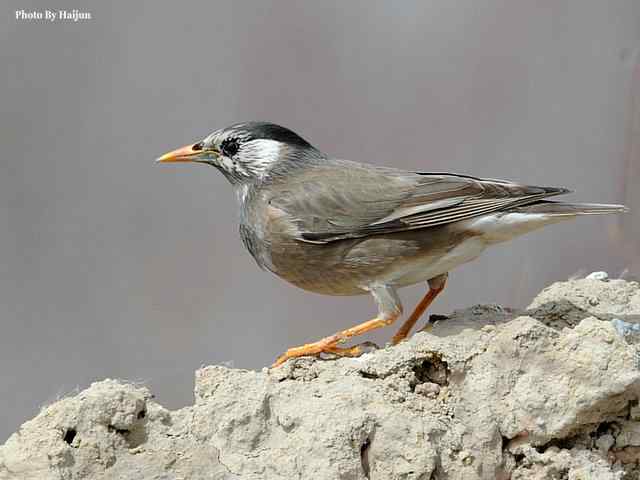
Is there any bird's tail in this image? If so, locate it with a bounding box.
[472,200,628,244]
[513,200,629,216]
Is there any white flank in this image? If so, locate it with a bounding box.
[461,213,557,244]
[385,237,487,287]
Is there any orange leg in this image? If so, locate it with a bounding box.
[272,312,400,367]
[391,273,448,345]
[324,345,365,357]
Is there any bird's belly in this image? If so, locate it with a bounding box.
[265,229,488,295]
[265,238,371,296]
[384,236,487,287]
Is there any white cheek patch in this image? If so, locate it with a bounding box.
[215,138,283,179]
[240,139,282,174]
[218,154,251,177]
[219,155,235,172]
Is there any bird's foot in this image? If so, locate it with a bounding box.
[391,332,407,345]
[272,315,393,367]
[324,341,379,359]
[273,334,384,367]
[324,344,363,357]
[272,334,344,367]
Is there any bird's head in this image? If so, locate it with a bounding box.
[156,122,322,184]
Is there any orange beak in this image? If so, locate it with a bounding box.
[156,143,204,163]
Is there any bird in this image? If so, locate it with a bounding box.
[157,122,628,367]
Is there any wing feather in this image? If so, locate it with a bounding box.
[265,160,569,244]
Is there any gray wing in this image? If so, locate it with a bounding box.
[267,160,569,244]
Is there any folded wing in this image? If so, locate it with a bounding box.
[267,160,569,244]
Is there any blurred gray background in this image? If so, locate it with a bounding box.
[2,0,639,441]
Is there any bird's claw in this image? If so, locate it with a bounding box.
[271,340,379,368]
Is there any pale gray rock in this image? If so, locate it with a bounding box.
[528,275,640,327]
[586,271,609,281]
[2,276,640,479]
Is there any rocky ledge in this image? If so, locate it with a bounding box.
[2,274,640,479]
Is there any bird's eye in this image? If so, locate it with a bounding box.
[192,142,204,151]
[221,138,239,157]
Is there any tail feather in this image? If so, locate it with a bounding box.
[514,200,629,216]
[467,200,628,244]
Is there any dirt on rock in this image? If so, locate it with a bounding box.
[2,274,640,479]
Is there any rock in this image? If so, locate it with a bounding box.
[630,402,640,421]
[612,318,640,339]
[509,446,622,480]
[615,421,640,448]
[527,276,640,328]
[586,271,610,281]
[596,434,615,453]
[413,382,440,398]
[2,277,640,479]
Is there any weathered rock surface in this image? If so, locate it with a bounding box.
[2,275,640,479]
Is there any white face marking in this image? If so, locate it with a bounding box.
[207,133,284,180]
[219,155,235,172]
[237,139,282,176]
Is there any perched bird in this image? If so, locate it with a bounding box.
[157,122,628,367]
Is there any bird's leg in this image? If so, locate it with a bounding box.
[324,341,379,358]
[272,285,402,367]
[272,317,397,367]
[391,273,448,345]
[324,345,366,357]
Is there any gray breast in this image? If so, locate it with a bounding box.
[239,223,272,271]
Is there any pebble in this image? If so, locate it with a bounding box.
[595,434,615,453]
[586,271,609,281]
[414,382,441,397]
[611,318,640,337]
